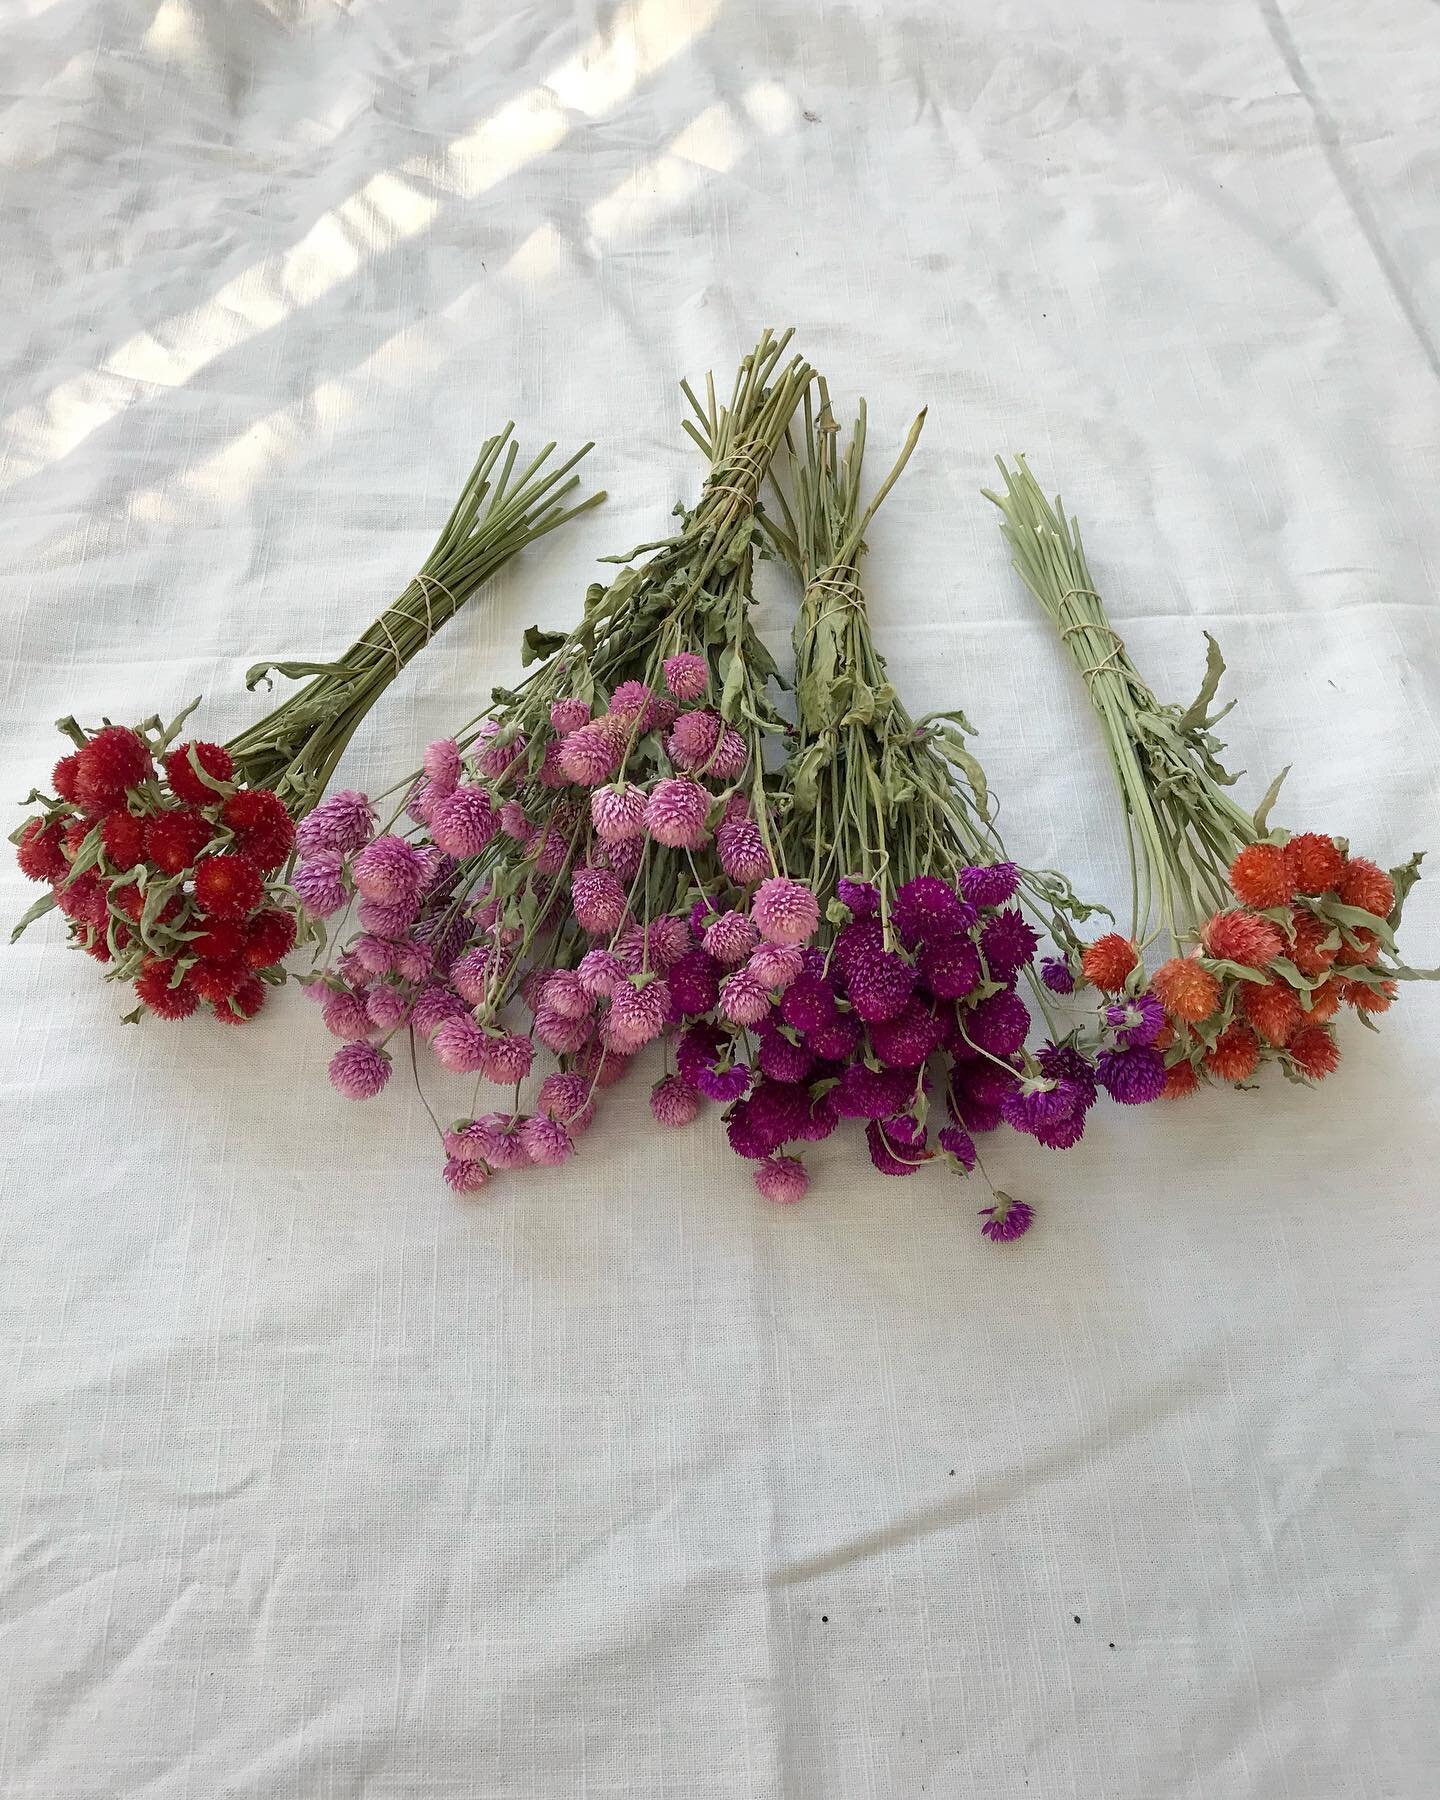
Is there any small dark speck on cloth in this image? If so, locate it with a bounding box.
[1073,1615,1081,1625]
[1109,1643,1116,1650]
[821,1615,828,1623]
[803,109,820,123]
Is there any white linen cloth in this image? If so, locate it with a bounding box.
[2,3,1438,1795]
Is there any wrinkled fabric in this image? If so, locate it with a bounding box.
[2,3,1439,1797]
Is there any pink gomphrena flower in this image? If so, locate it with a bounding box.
[747,941,803,993]
[602,836,644,882]
[293,852,347,917]
[533,1005,594,1054]
[432,1015,491,1073]
[603,978,670,1052]
[451,945,507,1006]
[578,946,626,998]
[530,823,569,875]
[550,697,591,735]
[328,1041,391,1099]
[650,1074,701,1127]
[423,738,462,794]
[716,811,772,883]
[573,1036,632,1089]
[479,1032,535,1086]
[357,897,418,937]
[537,741,568,789]
[518,968,550,1012]
[707,722,749,781]
[591,783,648,844]
[750,876,820,946]
[557,720,620,786]
[614,916,690,973]
[296,789,375,858]
[519,1114,575,1166]
[393,941,432,984]
[336,949,375,988]
[644,777,710,849]
[407,781,438,825]
[662,652,709,702]
[354,934,399,975]
[366,986,409,1031]
[719,969,772,1026]
[323,989,372,1040]
[443,1158,491,1196]
[754,1155,809,1204]
[537,1072,596,1134]
[470,720,523,779]
[703,910,759,966]
[412,985,466,1037]
[665,709,722,771]
[542,969,593,1019]
[572,866,628,935]
[429,785,499,857]
[467,1112,530,1170]
[608,680,674,735]
[499,800,533,841]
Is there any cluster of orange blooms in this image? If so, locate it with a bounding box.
[1072,833,1400,1095]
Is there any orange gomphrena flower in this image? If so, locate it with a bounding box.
[1201,910,1284,969]
[1335,857,1395,920]
[1153,1022,1175,1052]
[1080,933,1139,993]
[1342,927,1381,967]
[1228,842,1294,908]
[1204,1022,1261,1083]
[1347,978,1397,1015]
[1152,956,1222,1023]
[1289,1024,1340,1081]
[1289,909,1338,978]
[1162,1061,1199,1099]
[1283,832,1345,894]
[1239,978,1304,1047]
[1303,978,1342,1025]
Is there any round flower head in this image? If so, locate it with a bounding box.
[144,808,208,875]
[463,1113,529,1170]
[51,752,82,801]
[411,985,466,1037]
[1228,842,1294,908]
[542,969,593,1020]
[869,999,945,1069]
[1162,1061,1199,1099]
[533,1006,592,1055]
[644,778,710,849]
[572,866,628,936]
[1201,910,1283,968]
[719,969,771,1027]
[328,1041,391,1099]
[499,801,533,841]
[101,810,146,870]
[209,974,266,1024]
[429,786,498,858]
[1288,1023,1341,1080]
[650,1074,701,1128]
[979,1197,1034,1244]
[1080,933,1139,992]
[550,698,590,736]
[366,986,409,1032]
[1001,1076,1082,1137]
[662,652,709,701]
[480,1033,535,1086]
[1345,977,1396,1015]
[809,1014,863,1062]
[604,979,669,1051]
[1035,1041,1098,1110]
[15,819,68,883]
[519,1115,574,1167]
[352,834,426,905]
[1335,858,1395,920]
[833,1062,917,1121]
[538,1072,596,1133]
[716,813,772,884]
[443,1157,491,1196]
[1283,832,1344,894]
[133,956,198,1020]
[1152,956,1221,1022]
[608,680,666,732]
[666,948,721,1017]
[591,783,647,844]
[665,708,722,771]
[705,723,749,782]
[322,989,372,1040]
[704,910,759,966]
[938,1124,978,1170]
[163,740,233,806]
[1240,978,1304,1047]
[602,835,643,883]
[578,946,627,998]
[476,724,526,780]
[432,1016,492,1074]
[1040,955,1076,995]
[572,1037,632,1090]
[1303,978,1343,1025]
[536,742,569,789]
[891,876,974,948]
[844,946,917,1023]
[961,989,1030,1058]
[223,788,295,871]
[450,946,502,1006]
[779,970,839,1033]
[980,908,1039,980]
[1096,1044,1165,1105]
[75,725,152,811]
[958,862,1019,909]
[296,790,375,858]
[836,876,880,918]
[747,941,803,993]
[193,852,263,920]
[557,721,621,786]
[1104,992,1166,1048]
[866,1117,928,1177]
[754,1155,809,1205]
[422,738,461,793]
[750,877,820,947]
[756,1028,814,1084]
[643,915,691,970]
[1204,1022,1261,1083]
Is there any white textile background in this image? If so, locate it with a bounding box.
[3,3,1439,1796]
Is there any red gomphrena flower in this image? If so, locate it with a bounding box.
[1345,977,1396,1015]
[193,852,263,919]
[1303,978,1343,1024]
[189,919,244,961]
[1151,956,1221,1022]
[1283,832,1344,895]
[190,959,248,1004]
[144,808,209,875]
[210,974,266,1023]
[1343,927,1381,968]
[16,819,68,883]
[222,787,295,871]
[1079,933,1138,993]
[1239,978,1304,1047]
[243,908,297,970]
[112,883,181,928]
[133,955,199,1020]
[1229,842,1294,908]
[1204,1022,1261,1082]
[52,753,82,803]
[1335,857,1395,920]
[1200,910,1283,968]
[1288,1023,1340,1081]
[63,818,92,860]
[1162,1061,1199,1099]
[163,741,234,806]
[74,726,153,813]
[1289,909,1338,978]
[100,810,147,870]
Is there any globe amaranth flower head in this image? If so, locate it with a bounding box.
[1104,992,1166,1048]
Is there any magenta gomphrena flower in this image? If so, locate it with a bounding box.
[715,812,772,884]
[756,1028,814,1084]
[604,978,669,1051]
[322,989,372,1040]
[542,969,593,1019]
[591,783,647,844]
[704,910,759,966]
[750,876,820,947]
[550,697,591,735]
[476,725,526,779]
[519,1114,574,1166]
[296,789,374,857]
[649,1074,701,1127]
[832,1062,917,1120]
[754,1155,809,1205]
[779,971,838,1033]
[1096,1044,1166,1105]
[443,1157,490,1196]
[499,800,533,841]
[533,1006,593,1055]
[837,875,881,918]
[328,1040,391,1099]
[293,852,347,918]
[961,989,1031,1058]
[866,1117,927,1177]
[366,986,409,1032]
[662,652,708,700]
[937,1123,978,1170]
[480,1032,535,1086]
[979,1196,1034,1243]
[1104,993,1166,1048]
[412,985,466,1037]
[644,778,710,849]
[959,861,1020,909]
[578,946,626,998]
[1000,1076,1082,1137]
[917,934,982,1001]
[891,876,974,947]
[432,1015,491,1073]
[557,721,620,786]
[843,949,915,1023]
[430,785,499,857]
[747,941,803,993]
[980,908,1040,980]
[602,836,643,882]
[538,1072,596,1133]
[870,1000,945,1069]
[666,948,720,1017]
[531,824,568,876]
[406,781,437,825]
[719,969,771,1027]
[357,896,419,937]
[572,866,627,936]
[1040,955,1076,995]
[423,738,462,793]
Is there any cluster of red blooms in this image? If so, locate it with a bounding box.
[1067,833,1404,1094]
[13,721,297,1022]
